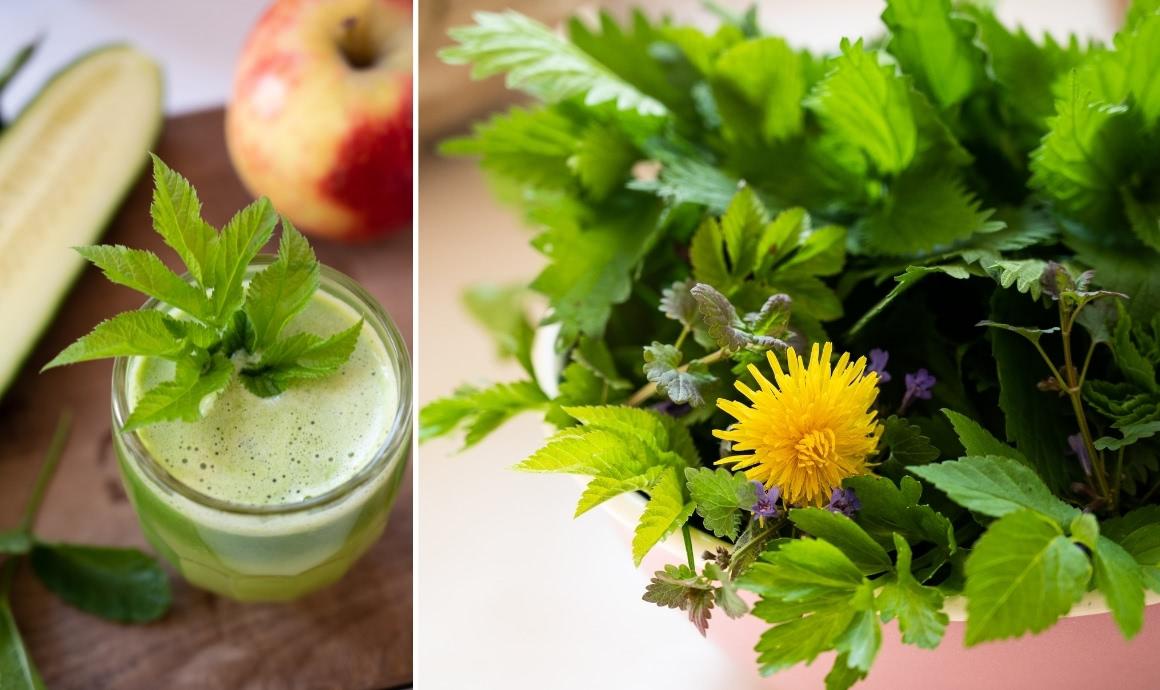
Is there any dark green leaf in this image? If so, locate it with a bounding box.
[30,544,171,622]
[1093,535,1145,638]
[876,534,948,648]
[789,508,892,575]
[909,455,1079,525]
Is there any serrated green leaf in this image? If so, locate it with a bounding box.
[463,283,535,376]
[825,654,867,690]
[740,538,867,600]
[833,609,881,672]
[964,510,1091,645]
[643,342,715,407]
[570,122,637,199]
[442,106,581,190]
[877,534,948,649]
[1069,513,1100,551]
[0,597,44,690]
[1103,506,1160,566]
[240,320,363,398]
[629,153,740,214]
[244,222,319,349]
[805,39,916,175]
[149,154,215,284]
[942,409,1026,463]
[843,475,956,555]
[685,467,756,540]
[76,245,209,321]
[880,415,940,467]
[43,311,189,370]
[420,381,547,445]
[882,0,984,109]
[789,508,892,575]
[1123,13,1160,128]
[122,353,234,432]
[860,169,1003,256]
[659,278,698,327]
[689,216,731,290]
[909,455,1078,525]
[205,197,278,322]
[633,467,696,565]
[981,258,1048,299]
[441,11,667,116]
[1093,535,1145,638]
[712,36,804,142]
[576,469,663,517]
[29,543,171,623]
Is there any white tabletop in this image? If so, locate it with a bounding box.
[415,1,1118,689]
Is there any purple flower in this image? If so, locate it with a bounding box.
[900,368,936,413]
[1067,433,1092,477]
[751,481,781,519]
[867,348,892,383]
[827,488,861,517]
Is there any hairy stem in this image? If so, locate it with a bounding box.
[626,348,727,407]
[1059,303,1108,501]
[673,324,691,351]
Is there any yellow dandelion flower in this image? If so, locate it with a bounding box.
[713,342,883,507]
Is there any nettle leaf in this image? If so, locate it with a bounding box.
[442,106,581,190]
[643,342,715,407]
[909,455,1079,525]
[629,152,740,214]
[43,311,190,369]
[964,510,1091,645]
[441,11,668,116]
[419,381,547,447]
[570,122,637,199]
[1123,12,1160,129]
[711,36,805,142]
[633,467,697,566]
[205,197,278,322]
[882,0,984,109]
[877,534,948,649]
[941,409,1027,464]
[149,154,215,284]
[463,283,536,376]
[642,563,715,635]
[805,38,916,175]
[122,353,233,432]
[859,169,1003,257]
[76,245,210,321]
[244,222,320,349]
[1093,535,1145,638]
[240,321,363,398]
[685,467,756,540]
[0,597,44,690]
[30,544,171,623]
[789,508,892,576]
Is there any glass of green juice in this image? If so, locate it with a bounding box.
[110,258,411,602]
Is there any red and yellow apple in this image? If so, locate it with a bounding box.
[226,0,412,242]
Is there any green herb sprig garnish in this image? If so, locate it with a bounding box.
[44,156,362,430]
[1,413,171,689]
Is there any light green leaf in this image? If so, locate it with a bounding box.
[442,106,580,190]
[789,508,892,575]
[43,311,189,369]
[420,381,547,445]
[980,258,1048,299]
[740,538,867,600]
[805,38,916,175]
[240,320,363,398]
[964,510,1091,645]
[1103,506,1160,566]
[685,467,757,540]
[76,245,209,320]
[942,409,1026,462]
[570,122,637,199]
[1093,535,1145,638]
[880,415,940,468]
[148,154,215,284]
[833,609,881,672]
[755,606,858,675]
[1123,13,1160,128]
[690,215,731,290]
[206,197,278,322]
[712,36,804,142]
[463,283,535,376]
[632,467,696,565]
[876,534,948,649]
[882,0,984,109]
[441,11,667,116]
[0,598,44,690]
[909,455,1079,525]
[575,469,663,517]
[122,353,234,431]
[244,222,320,349]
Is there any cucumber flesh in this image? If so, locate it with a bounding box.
[0,45,163,398]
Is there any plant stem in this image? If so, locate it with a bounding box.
[682,524,695,570]
[1077,340,1098,390]
[626,348,727,407]
[1058,303,1108,501]
[1111,447,1125,507]
[18,412,72,534]
[674,324,691,351]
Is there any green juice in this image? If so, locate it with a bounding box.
[112,267,410,602]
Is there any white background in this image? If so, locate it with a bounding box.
[417,1,1121,690]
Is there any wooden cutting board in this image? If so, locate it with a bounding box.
[0,109,413,690]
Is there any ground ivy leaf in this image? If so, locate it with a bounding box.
[909,455,1079,525]
[643,342,715,407]
[148,154,215,284]
[642,563,715,635]
[1093,535,1145,638]
[76,245,210,321]
[941,409,1026,464]
[43,311,189,370]
[685,467,756,540]
[632,467,696,566]
[0,530,32,555]
[29,544,171,623]
[0,598,44,690]
[244,221,319,349]
[789,508,892,576]
[876,534,948,649]
[122,353,233,431]
[690,283,749,351]
[659,278,699,328]
[964,510,1091,645]
[805,38,915,175]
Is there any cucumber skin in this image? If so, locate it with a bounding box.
[0,45,165,400]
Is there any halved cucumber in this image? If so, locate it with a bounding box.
[0,45,163,398]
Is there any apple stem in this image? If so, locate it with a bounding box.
[340,2,378,69]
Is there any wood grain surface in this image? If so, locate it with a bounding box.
[0,109,413,690]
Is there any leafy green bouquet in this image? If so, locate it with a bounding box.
[423,0,1160,685]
